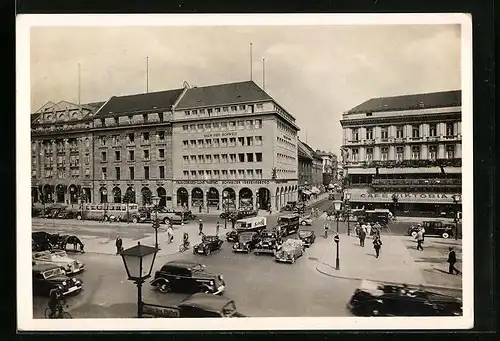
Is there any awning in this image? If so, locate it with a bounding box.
[302,190,312,195]
[347,168,377,175]
[379,167,442,174]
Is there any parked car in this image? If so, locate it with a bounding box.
[56,209,78,219]
[142,293,245,318]
[276,214,300,236]
[233,231,261,253]
[407,221,455,239]
[32,231,55,252]
[193,235,224,256]
[237,208,258,219]
[299,215,313,226]
[32,250,85,275]
[274,238,305,264]
[347,280,462,316]
[32,263,83,297]
[226,217,267,242]
[150,261,226,295]
[156,208,184,225]
[253,229,283,255]
[297,229,316,247]
[280,201,298,212]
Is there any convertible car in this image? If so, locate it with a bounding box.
[297,229,316,247]
[32,250,85,275]
[193,235,224,256]
[347,280,463,316]
[274,239,305,264]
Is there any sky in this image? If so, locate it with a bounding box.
[30,24,461,156]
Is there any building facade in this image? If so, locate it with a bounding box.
[31,101,104,205]
[340,90,462,217]
[171,81,299,212]
[297,139,313,187]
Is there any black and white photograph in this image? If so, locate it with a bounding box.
[17,14,473,330]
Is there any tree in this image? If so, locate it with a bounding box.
[142,190,152,206]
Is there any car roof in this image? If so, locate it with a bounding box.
[179,293,233,312]
[280,214,299,219]
[163,260,203,269]
[32,263,60,272]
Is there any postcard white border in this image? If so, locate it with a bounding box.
[17,13,473,331]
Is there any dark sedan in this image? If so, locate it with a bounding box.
[297,229,316,247]
[232,232,261,253]
[347,280,462,316]
[193,235,224,256]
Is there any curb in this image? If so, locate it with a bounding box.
[315,263,462,293]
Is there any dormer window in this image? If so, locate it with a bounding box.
[185,111,190,116]
[143,114,148,122]
[366,112,372,117]
[100,118,105,126]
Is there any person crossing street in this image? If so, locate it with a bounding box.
[198,219,204,235]
[447,247,461,275]
[373,236,382,258]
[416,229,424,251]
[216,221,220,236]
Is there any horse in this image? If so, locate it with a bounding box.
[62,235,85,253]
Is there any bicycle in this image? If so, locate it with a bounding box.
[45,304,72,319]
[179,241,190,253]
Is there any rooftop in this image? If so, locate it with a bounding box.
[348,90,461,114]
[96,88,185,118]
[176,80,272,109]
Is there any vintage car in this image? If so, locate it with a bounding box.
[32,231,54,251]
[32,250,85,275]
[56,208,79,219]
[274,238,305,264]
[407,221,456,239]
[253,229,283,255]
[347,280,462,316]
[193,235,224,256]
[32,263,83,297]
[280,201,298,212]
[142,293,245,318]
[150,261,226,295]
[226,217,267,242]
[156,208,184,225]
[297,229,316,247]
[233,231,261,253]
[276,214,300,236]
[299,215,313,226]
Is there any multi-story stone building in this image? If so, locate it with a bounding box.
[340,90,462,216]
[315,150,338,186]
[31,100,104,205]
[171,81,299,212]
[297,139,313,188]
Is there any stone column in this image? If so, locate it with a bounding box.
[253,190,258,210]
[235,193,239,209]
[404,145,411,159]
[389,146,395,160]
[51,140,57,177]
[438,144,445,159]
[187,194,191,210]
[374,146,381,161]
[421,144,428,160]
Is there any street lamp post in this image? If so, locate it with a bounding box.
[452,194,460,240]
[151,196,160,249]
[344,193,351,236]
[102,189,108,221]
[334,233,340,270]
[223,191,228,230]
[206,190,210,213]
[120,242,159,318]
[333,200,342,233]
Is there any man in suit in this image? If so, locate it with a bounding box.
[447,247,461,275]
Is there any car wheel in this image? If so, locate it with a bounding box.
[158,283,170,293]
[103,215,109,222]
[301,221,307,226]
[131,217,138,223]
[291,256,296,264]
[442,232,450,239]
[164,218,171,225]
[411,231,418,238]
[205,248,211,256]
[76,215,82,220]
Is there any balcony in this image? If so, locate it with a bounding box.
[371,178,461,188]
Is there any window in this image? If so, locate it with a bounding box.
[158,131,165,141]
[183,140,189,149]
[159,112,164,122]
[205,123,211,131]
[366,148,373,161]
[446,123,455,136]
[229,138,236,147]
[85,168,90,177]
[143,149,150,160]
[396,147,404,161]
[128,115,134,122]
[351,148,359,161]
[255,136,263,145]
[101,151,107,162]
[213,170,220,178]
[212,122,219,130]
[239,105,246,110]
[230,170,236,178]
[206,155,212,163]
[231,106,237,111]
[114,117,119,125]
[196,140,203,148]
[101,167,107,180]
[159,166,165,179]
[215,108,221,113]
[429,146,437,160]
[114,151,121,161]
[144,166,150,180]
[191,170,196,178]
[199,109,205,115]
[429,124,437,137]
[198,170,204,178]
[182,125,188,131]
[128,133,135,143]
[159,149,165,159]
[412,125,420,138]
[366,128,373,140]
[223,107,229,112]
[190,155,196,164]
[256,104,263,110]
[183,156,189,163]
[247,169,254,178]
[247,136,254,146]
[192,110,198,115]
[84,153,90,164]
[206,170,212,178]
[213,138,219,148]
[183,171,189,178]
[213,154,220,163]
[207,108,213,115]
[396,126,404,138]
[446,145,455,159]
[189,124,196,131]
[100,137,107,146]
[142,132,149,143]
[198,155,204,163]
[352,128,359,141]
[115,167,121,180]
[255,169,262,178]
[185,111,190,116]
[255,119,262,128]
[238,170,245,178]
[221,138,228,147]
[197,124,203,131]
[246,120,253,129]
[230,154,236,163]
[221,154,228,163]
[221,170,228,178]
[205,139,212,147]
[229,121,236,130]
[238,153,245,162]
[126,150,134,161]
[381,147,389,161]
[247,153,254,162]
[143,114,148,123]
[190,140,196,148]
[220,122,227,130]
[100,118,105,126]
[411,146,420,160]
[256,152,262,162]
[381,127,389,139]
[238,137,245,146]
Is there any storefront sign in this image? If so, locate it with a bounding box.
[142,303,180,318]
[351,192,462,204]
[360,193,461,200]
[203,132,238,138]
[175,180,271,185]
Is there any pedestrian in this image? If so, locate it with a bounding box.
[447,247,461,275]
[216,221,220,236]
[366,223,372,239]
[359,226,366,247]
[166,225,174,244]
[373,236,382,258]
[115,236,123,255]
[416,229,424,251]
[199,205,202,213]
[198,219,204,235]
[420,225,426,244]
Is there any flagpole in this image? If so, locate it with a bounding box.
[78,63,81,105]
[146,56,149,93]
[250,43,253,81]
[262,58,265,90]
